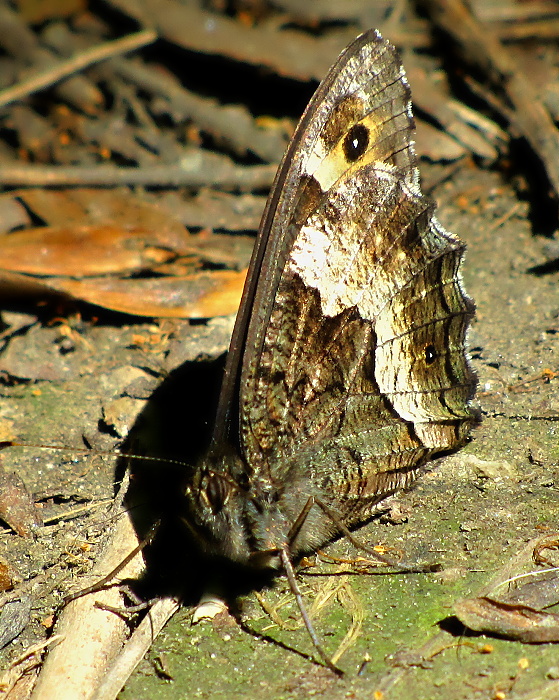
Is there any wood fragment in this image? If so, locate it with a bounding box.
[90,596,180,700]
[422,0,559,203]
[0,636,62,700]
[30,505,146,700]
[0,158,276,190]
[475,1,559,25]
[0,29,157,111]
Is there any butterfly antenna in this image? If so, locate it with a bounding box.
[279,547,344,676]
[0,441,190,469]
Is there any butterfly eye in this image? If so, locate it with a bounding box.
[424,344,437,365]
[204,473,231,513]
[343,123,369,161]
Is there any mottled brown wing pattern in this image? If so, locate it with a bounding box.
[184,30,476,673]
[236,31,418,403]
[190,30,476,570]
[237,32,476,549]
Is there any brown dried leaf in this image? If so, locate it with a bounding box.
[45,269,247,318]
[14,188,189,245]
[0,187,251,317]
[0,225,179,277]
[0,556,16,593]
[454,596,559,643]
[504,572,559,611]
[7,188,254,265]
[0,466,42,537]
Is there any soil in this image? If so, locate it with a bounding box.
[1,158,558,699]
[0,16,558,700]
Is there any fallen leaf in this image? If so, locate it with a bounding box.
[0,466,43,537]
[46,268,247,318]
[1,225,178,276]
[454,596,559,643]
[0,189,252,318]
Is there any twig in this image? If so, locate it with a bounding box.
[90,596,181,700]
[30,497,147,699]
[495,18,559,42]
[422,0,559,204]
[0,29,157,110]
[0,635,63,699]
[0,159,277,191]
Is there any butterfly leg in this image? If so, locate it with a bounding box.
[63,520,160,604]
[313,498,439,574]
[287,495,437,574]
[279,547,344,676]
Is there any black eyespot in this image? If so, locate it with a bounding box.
[343,123,369,161]
[424,344,437,365]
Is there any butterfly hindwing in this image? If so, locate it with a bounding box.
[233,31,476,550]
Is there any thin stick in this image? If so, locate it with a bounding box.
[0,161,276,190]
[0,28,157,110]
[91,596,180,700]
[280,548,343,676]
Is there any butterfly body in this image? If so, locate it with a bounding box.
[183,30,477,576]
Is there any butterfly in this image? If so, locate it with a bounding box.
[180,28,477,672]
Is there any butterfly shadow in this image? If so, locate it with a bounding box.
[112,354,277,612]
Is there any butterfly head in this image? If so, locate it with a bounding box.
[181,453,296,570]
[182,455,245,562]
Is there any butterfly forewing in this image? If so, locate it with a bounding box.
[242,32,419,372]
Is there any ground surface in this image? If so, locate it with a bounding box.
[2,151,558,700]
[0,3,558,699]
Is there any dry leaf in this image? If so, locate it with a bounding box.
[0,466,42,537]
[45,269,247,318]
[0,189,251,318]
[454,596,559,643]
[1,226,178,277]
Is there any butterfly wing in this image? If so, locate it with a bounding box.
[212,31,416,441]
[212,30,476,551]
